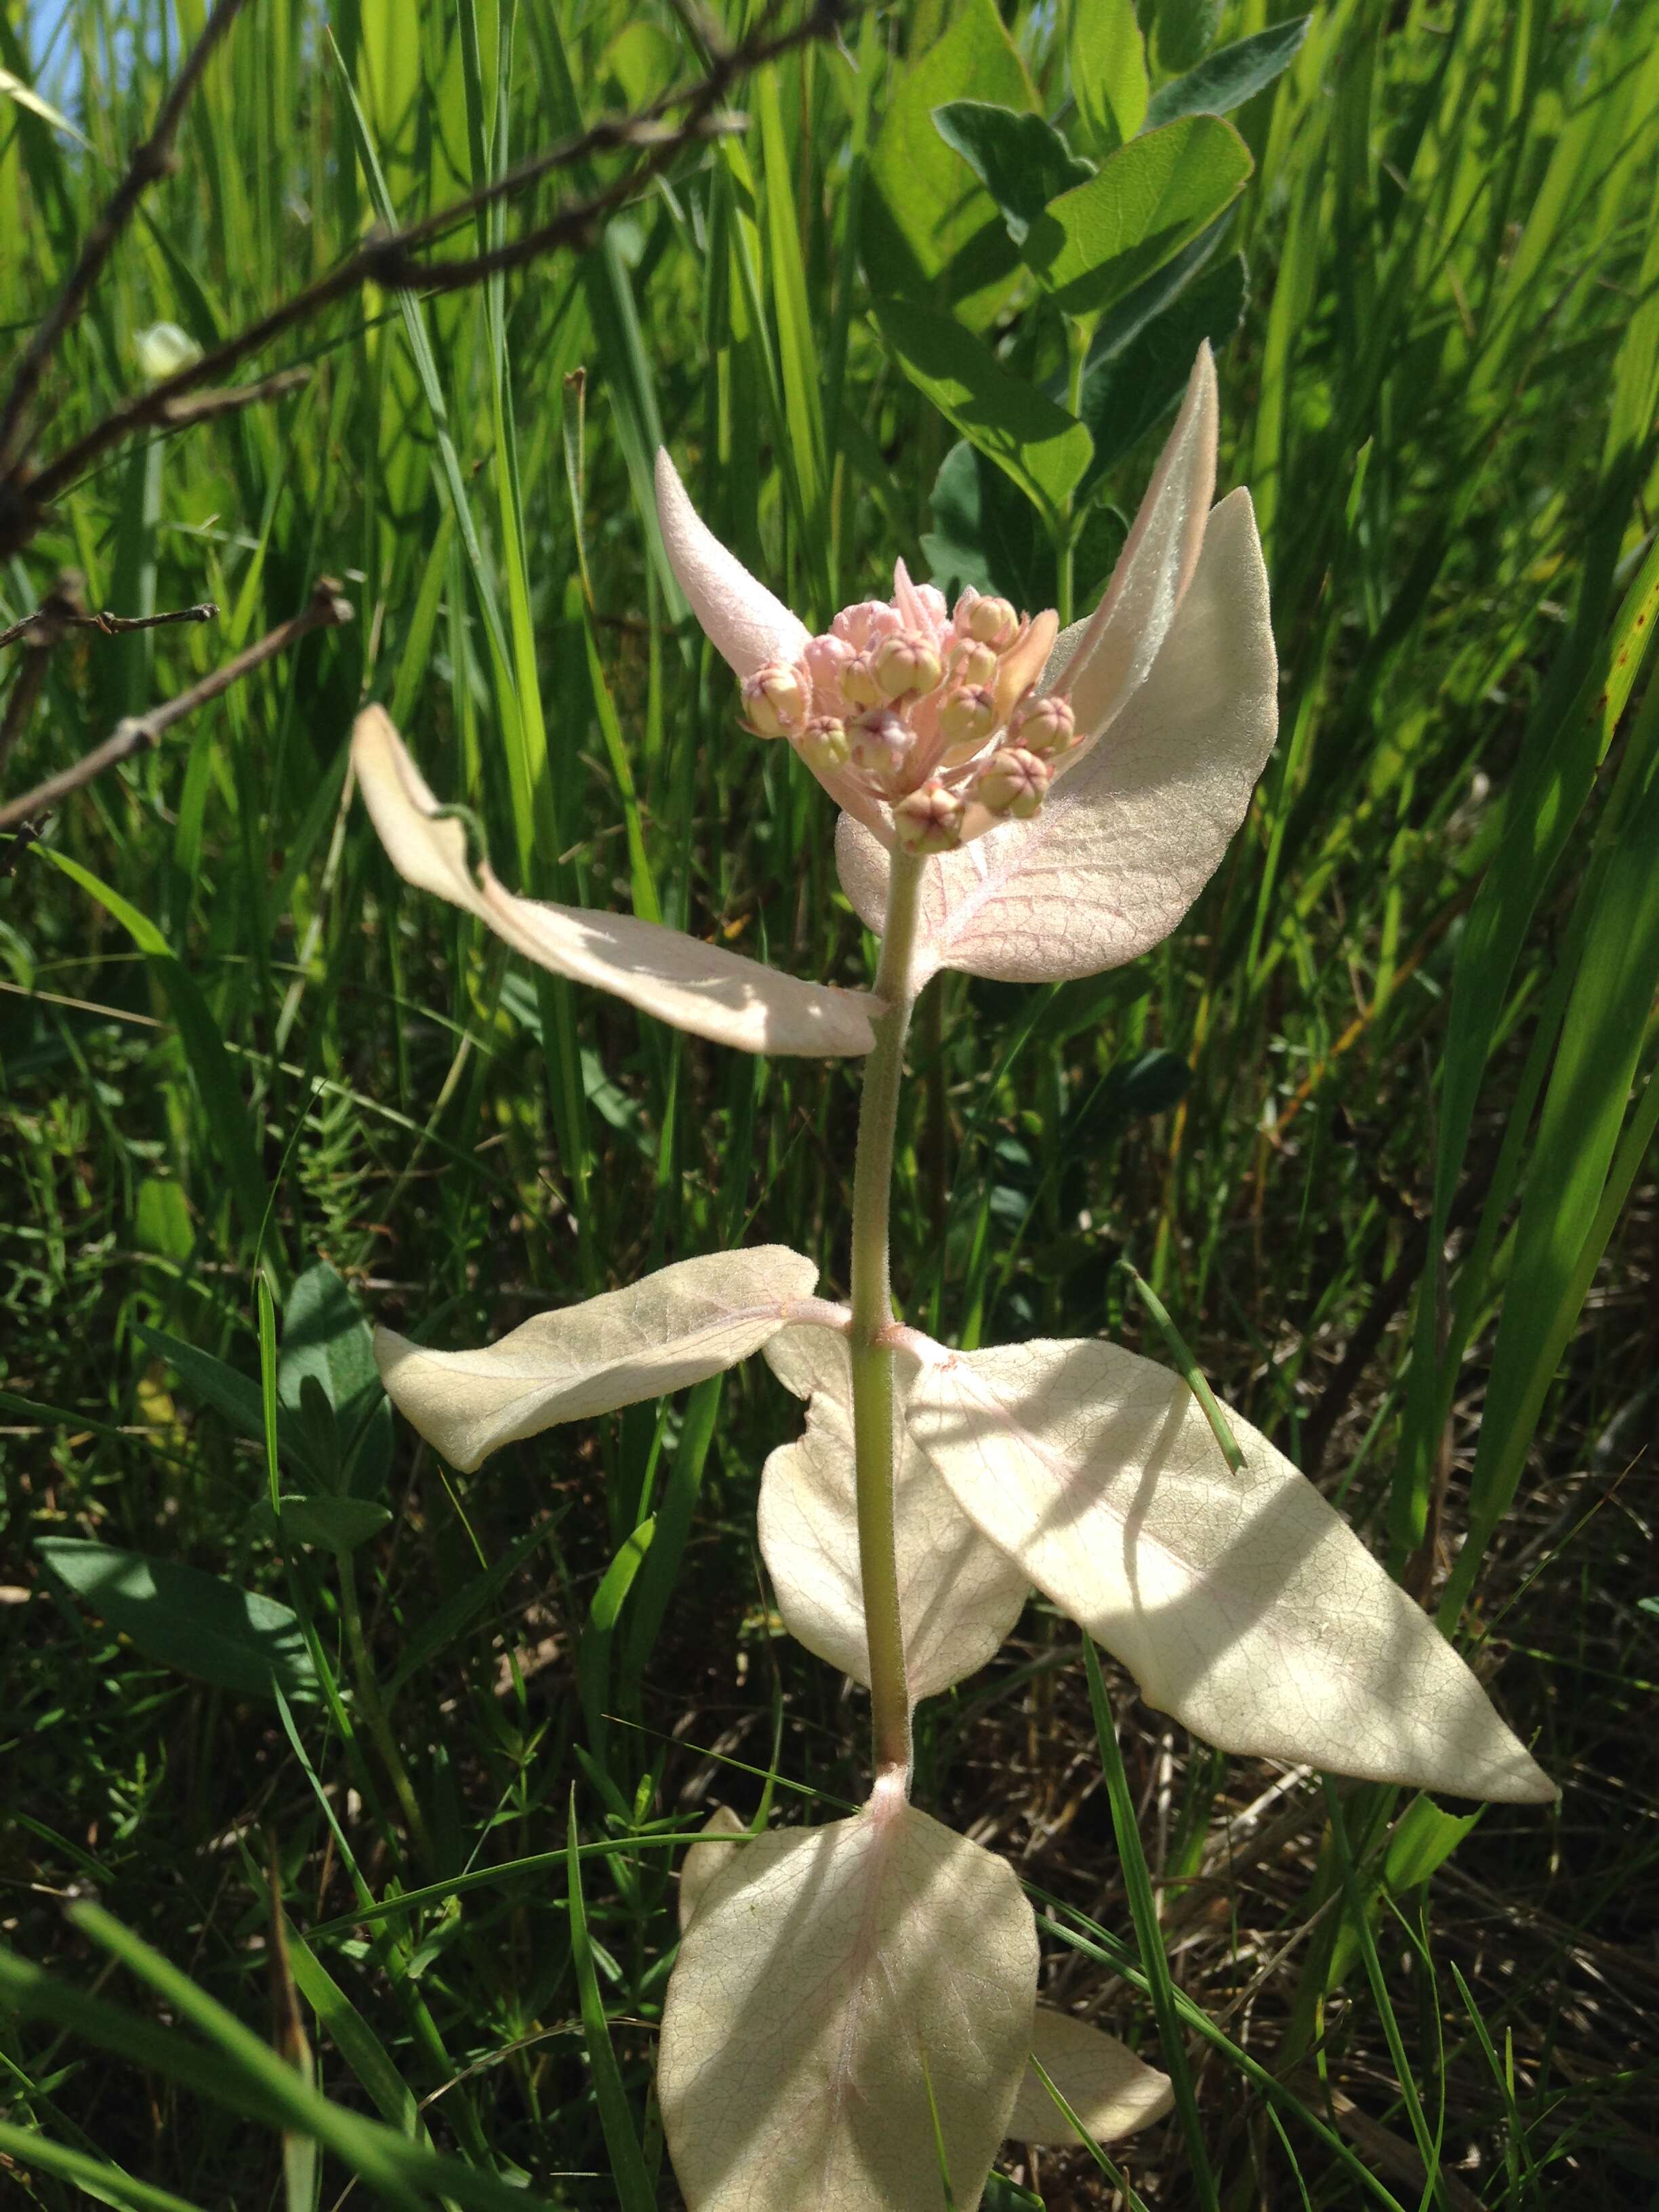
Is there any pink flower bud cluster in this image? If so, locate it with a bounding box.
[735,571,1078,854]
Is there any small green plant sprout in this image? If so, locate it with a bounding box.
[352,347,1555,2212]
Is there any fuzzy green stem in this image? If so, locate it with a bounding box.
[848,846,926,1781]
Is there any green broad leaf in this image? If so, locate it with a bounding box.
[280,1262,392,1499]
[37,1539,318,1705]
[1067,0,1148,153]
[922,438,1125,613]
[932,102,1094,245]
[133,1324,320,1484]
[862,0,1038,332]
[1145,17,1311,130]
[277,1495,393,1554]
[874,298,1094,520]
[1021,116,1252,325]
[1080,250,1248,493]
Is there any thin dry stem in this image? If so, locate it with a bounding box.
[0,579,352,832]
[0,0,258,474]
[2,0,845,548]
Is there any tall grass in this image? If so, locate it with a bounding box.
[3,0,1656,2205]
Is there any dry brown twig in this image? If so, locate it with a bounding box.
[0,578,352,838]
[0,0,846,556]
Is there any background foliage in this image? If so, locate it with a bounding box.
[3,0,1657,2205]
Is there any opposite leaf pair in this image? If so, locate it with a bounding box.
[375,1248,1553,1803]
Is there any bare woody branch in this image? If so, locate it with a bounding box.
[1,598,218,651]
[0,578,353,834]
[0,0,258,475]
[6,0,845,539]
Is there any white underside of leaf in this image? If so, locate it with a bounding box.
[758,1328,1028,1703]
[655,447,811,679]
[836,487,1277,987]
[1009,2009,1174,2146]
[658,1783,1038,2212]
[903,1338,1555,1801]
[678,1806,750,1934]
[374,1246,819,1472]
[353,708,877,1056]
[1049,344,1217,746]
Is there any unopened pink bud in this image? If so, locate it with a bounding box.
[1010,693,1076,760]
[841,651,885,708]
[848,711,912,781]
[961,594,1019,650]
[797,714,851,773]
[832,600,903,653]
[893,780,966,854]
[975,745,1050,819]
[947,638,998,689]
[873,630,943,700]
[802,633,855,706]
[937,684,997,758]
[741,661,806,737]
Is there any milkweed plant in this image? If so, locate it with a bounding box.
[351,347,1554,2211]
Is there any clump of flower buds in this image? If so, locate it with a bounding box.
[734,562,1076,847]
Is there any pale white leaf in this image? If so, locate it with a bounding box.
[1051,344,1218,745]
[655,448,811,680]
[758,1328,1027,1703]
[837,487,1277,985]
[678,1806,750,1934]
[352,708,878,1056]
[1008,2009,1174,2146]
[374,1246,819,1473]
[659,1780,1039,2212]
[903,1338,1556,1801]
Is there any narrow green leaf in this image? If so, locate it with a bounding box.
[566,1797,657,2212]
[1145,19,1312,130]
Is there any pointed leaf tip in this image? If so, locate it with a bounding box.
[1010,2009,1174,2146]
[354,708,877,1054]
[653,447,811,679]
[905,1337,1555,1803]
[659,1795,1038,2212]
[375,1247,819,1471]
[837,481,1276,985]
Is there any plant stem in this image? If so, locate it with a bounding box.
[848,846,926,1782]
[337,1560,436,1870]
